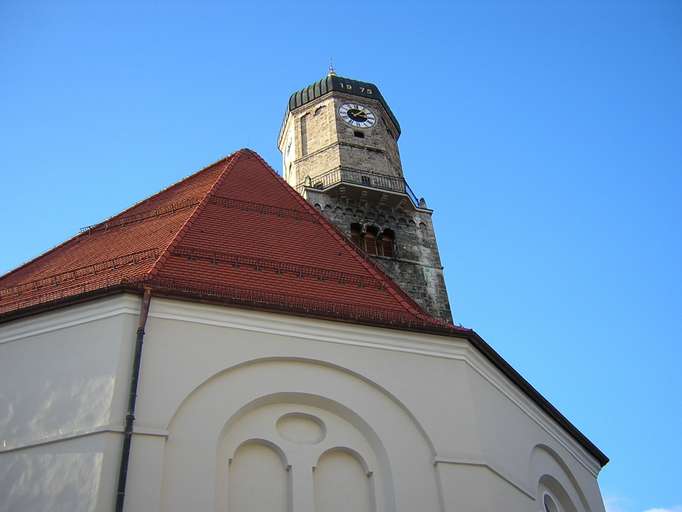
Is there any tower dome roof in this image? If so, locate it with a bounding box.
[287,74,401,135]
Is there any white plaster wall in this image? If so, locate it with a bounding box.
[0,294,607,511]
[0,295,140,512]
[465,363,606,511]
[125,297,606,512]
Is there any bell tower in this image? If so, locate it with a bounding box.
[278,71,453,322]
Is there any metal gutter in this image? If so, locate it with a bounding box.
[115,286,152,512]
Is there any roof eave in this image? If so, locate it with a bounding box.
[0,286,608,467]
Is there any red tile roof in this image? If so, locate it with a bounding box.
[0,149,456,331]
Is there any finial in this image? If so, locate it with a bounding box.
[328,58,336,76]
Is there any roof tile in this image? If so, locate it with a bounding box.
[0,149,451,330]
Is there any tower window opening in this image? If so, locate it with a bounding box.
[364,226,379,256]
[350,223,363,248]
[350,225,396,258]
[353,130,365,139]
[300,114,309,156]
[380,229,395,258]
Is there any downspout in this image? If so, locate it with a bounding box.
[115,286,152,512]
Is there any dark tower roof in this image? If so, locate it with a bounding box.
[287,74,401,135]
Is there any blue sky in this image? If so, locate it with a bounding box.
[1,1,680,510]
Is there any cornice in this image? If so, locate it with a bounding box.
[0,294,140,344]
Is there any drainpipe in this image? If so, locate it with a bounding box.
[115,286,152,512]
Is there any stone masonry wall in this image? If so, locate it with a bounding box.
[331,95,403,178]
[280,93,404,190]
[306,189,453,322]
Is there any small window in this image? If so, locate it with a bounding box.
[380,229,395,258]
[350,224,395,257]
[300,114,309,156]
[361,175,371,186]
[364,229,378,256]
[350,223,363,248]
[353,130,365,138]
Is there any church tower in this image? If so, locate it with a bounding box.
[279,71,453,321]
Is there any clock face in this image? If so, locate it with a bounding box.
[339,103,376,128]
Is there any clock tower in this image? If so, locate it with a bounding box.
[278,71,452,322]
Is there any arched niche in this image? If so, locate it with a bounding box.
[529,444,590,512]
[228,439,289,512]
[315,447,375,512]
[160,357,441,512]
[216,394,381,512]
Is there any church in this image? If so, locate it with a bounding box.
[0,72,608,512]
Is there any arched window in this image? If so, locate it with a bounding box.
[543,493,559,512]
[380,229,394,258]
[229,441,289,512]
[537,474,577,512]
[350,223,363,248]
[364,226,379,256]
[349,224,395,258]
[300,113,309,156]
[315,448,372,512]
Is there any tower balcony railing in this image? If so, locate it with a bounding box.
[296,167,421,207]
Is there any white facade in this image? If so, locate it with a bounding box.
[0,294,606,512]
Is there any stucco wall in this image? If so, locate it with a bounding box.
[128,297,604,512]
[0,295,605,511]
[0,296,139,512]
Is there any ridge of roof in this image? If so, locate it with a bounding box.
[0,154,233,313]
[80,152,237,234]
[146,151,241,279]
[0,152,236,286]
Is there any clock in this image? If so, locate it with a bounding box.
[339,103,376,128]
